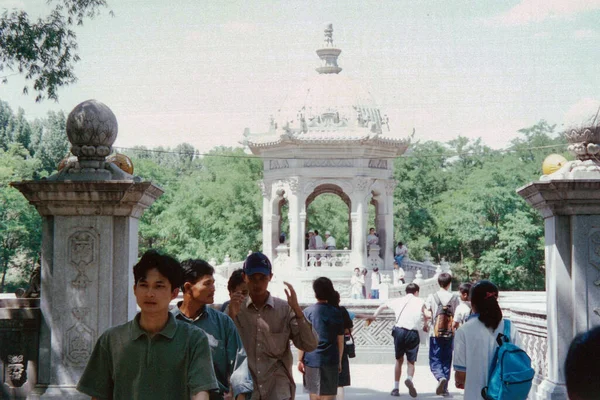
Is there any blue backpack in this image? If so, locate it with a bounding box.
[481,320,535,400]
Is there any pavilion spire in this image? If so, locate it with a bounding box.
[316,24,342,74]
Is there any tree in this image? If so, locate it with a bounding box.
[0,143,42,292]
[1,0,111,101]
[35,110,69,174]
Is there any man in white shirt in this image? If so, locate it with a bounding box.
[395,242,408,266]
[324,231,336,250]
[424,273,460,397]
[366,227,379,249]
[314,230,325,250]
[364,283,425,398]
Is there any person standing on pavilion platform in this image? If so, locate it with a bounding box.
[229,252,319,400]
[314,230,325,250]
[325,231,336,250]
[77,250,218,400]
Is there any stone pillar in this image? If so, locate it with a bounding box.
[261,192,273,261]
[350,180,369,267]
[287,178,303,268]
[11,100,163,399]
[518,118,600,400]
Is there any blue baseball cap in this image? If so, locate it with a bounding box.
[243,252,272,276]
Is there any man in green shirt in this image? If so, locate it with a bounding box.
[77,250,218,400]
[173,259,252,400]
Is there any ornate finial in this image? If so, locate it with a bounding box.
[49,100,136,181]
[66,100,118,168]
[316,24,342,74]
[324,23,334,46]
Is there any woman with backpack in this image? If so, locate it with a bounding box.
[453,280,531,400]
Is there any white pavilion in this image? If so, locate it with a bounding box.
[244,24,410,274]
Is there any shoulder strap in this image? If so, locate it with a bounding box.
[433,293,443,308]
[395,297,412,325]
[503,319,511,342]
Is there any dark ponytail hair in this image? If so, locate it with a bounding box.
[470,280,502,330]
[313,277,340,307]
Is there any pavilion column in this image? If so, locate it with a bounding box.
[11,101,163,399]
[518,119,600,400]
[261,187,274,261]
[351,178,370,267]
[287,178,303,268]
[376,185,395,270]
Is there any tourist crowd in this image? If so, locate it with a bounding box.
[76,249,598,400]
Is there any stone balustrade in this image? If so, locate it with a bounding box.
[305,249,352,268]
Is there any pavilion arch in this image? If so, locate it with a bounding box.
[305,183,352,250]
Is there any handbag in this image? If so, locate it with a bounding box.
[345,333,356,358]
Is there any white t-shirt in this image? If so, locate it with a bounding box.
[386,294,425,331]
[454,301,472,326]
[370,272,381,290]
[325,236,336,248]
[454,318,521,400]
[314,235,325,249]
[425,289,460,336]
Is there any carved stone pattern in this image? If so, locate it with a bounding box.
[304,159,354,168]
[269,159,289,170]
[352,317,395,347]
[65,307,95,366]
[287,178,300,195]
[1,331,28,388]
[589,230,600,272]
[384,180,398,196]
[258,180,271,198]
[68,230,98,290]
[354,178,370,193]
[6,354,26,388]
[368,159,388,169]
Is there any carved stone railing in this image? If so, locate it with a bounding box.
[505,306,548,399]
[305,249,352,269]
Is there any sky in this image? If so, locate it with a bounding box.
[2,0,600,153]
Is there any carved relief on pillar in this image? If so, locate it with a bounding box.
[272,178,300,197]
[258,180,272,199]
[287,177,300,195]
[354,177,371,193]
[6,354,27,388]
[64,307,95,366]
[68,229,99,290]
[384,179,398,196]
[588,230,600,287]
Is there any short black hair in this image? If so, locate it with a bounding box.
[406,283,419,294]
[180,259,215,291]
[565,326,600,399]
[458,283,472,296]
[397,241,403,246]
[227,269,245,293]
[438,272,452,288]
[314,230,319,235]
[133,250,183,290]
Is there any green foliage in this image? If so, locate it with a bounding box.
[0,101,565,292]
[393,120,566,290]
[0,143,42,292]
[129,147,263,262]
[0,0,111,101]
[307,194,350,249]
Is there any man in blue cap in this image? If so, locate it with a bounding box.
[229,252,318,400]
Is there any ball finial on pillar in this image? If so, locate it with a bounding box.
[66,99,118,170]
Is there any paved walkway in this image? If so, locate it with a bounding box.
[293,354,465,400]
